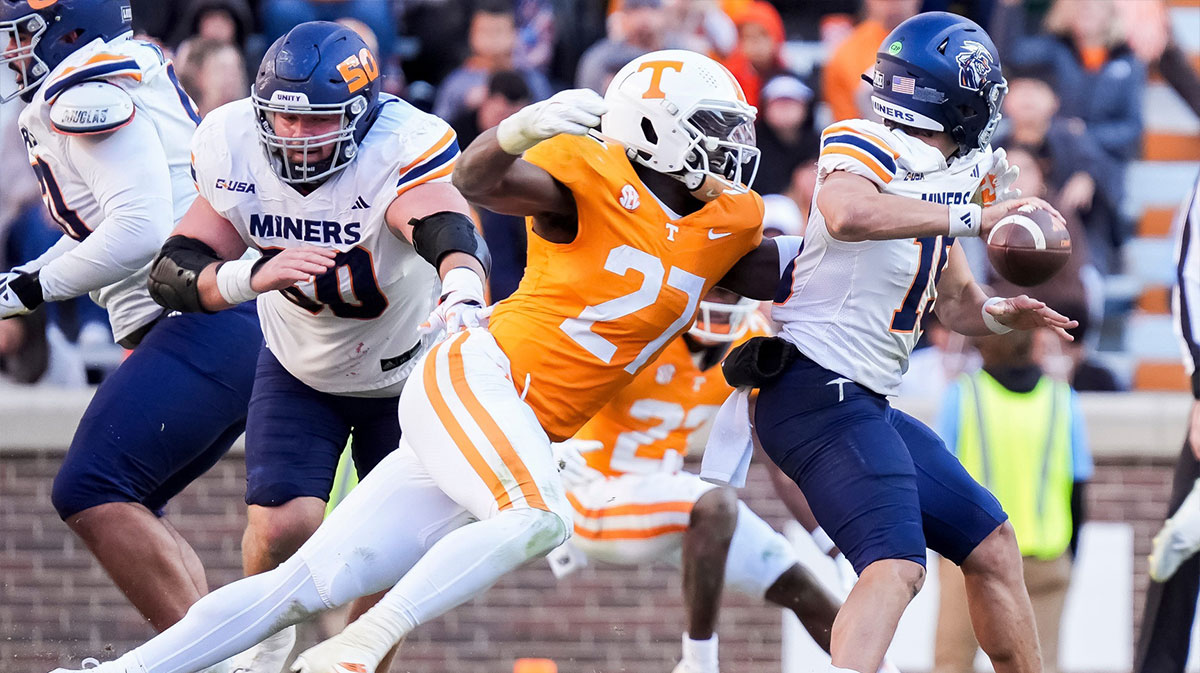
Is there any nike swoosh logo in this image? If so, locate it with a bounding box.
[707,230,731,240]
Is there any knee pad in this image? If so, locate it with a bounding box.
[723,502,799,598]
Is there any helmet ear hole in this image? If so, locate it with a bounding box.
[640,117,658,145]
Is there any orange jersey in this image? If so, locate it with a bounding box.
[487,133,764,442]
[575,316,771,476]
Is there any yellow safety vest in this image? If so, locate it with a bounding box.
[956,371,1074,560]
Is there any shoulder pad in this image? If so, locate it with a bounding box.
[49,82,135,136]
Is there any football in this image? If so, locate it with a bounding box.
[985,205,1072,286]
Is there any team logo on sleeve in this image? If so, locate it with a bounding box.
[619,184,640,211]
[956,41,994,91]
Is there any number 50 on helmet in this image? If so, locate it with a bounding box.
[601,49,760,200]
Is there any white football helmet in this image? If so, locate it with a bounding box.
[602,49,760,199]
[689,292,758,344]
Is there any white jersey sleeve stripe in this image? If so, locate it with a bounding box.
[395,127,459,189]
[43,54,142,101]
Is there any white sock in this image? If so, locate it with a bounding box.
[346,509,566,653]
[681,633,718,670]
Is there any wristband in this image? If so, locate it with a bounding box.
[948,203,983,238]
[496,113,535,156]
[439,266,485,305]
[8,271,45,309]
[982,296,1014,334]
[215,259,261,305]
[810,526,836,555]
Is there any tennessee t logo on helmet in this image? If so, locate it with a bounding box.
[636,60,682,99]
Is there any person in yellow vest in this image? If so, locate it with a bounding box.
[932,327,1092,673]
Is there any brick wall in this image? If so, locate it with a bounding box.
[0,451,1181,673]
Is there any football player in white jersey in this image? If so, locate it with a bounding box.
[140,21,489,671]
[742,13,1077,673]
[1,0,262,642]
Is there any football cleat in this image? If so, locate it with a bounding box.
[49,657,116,673]
[1149,477,1200,582]
[230,625,296,673]
[291,635,378,673]
[671,661,718,673]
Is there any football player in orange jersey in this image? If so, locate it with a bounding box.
[553,288,842,673]
[289,48,804,671]
[44,49,806,673]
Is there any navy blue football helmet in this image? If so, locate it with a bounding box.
[865,12,1006,155]
[252,21,383,185]
[0,0,133,103]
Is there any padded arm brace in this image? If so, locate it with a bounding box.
[147,235,222,313]
[409,211,492,276]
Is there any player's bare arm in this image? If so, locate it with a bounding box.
[819,170,1065,242]
[453,89,608,241]
[385,180,492,334]
[717,235,804,301]
[148,194,336,313]
[933,243,1077,340]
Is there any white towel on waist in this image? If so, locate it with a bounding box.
[700,386,754,487]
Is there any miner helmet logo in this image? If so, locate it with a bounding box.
[956,40,994,91]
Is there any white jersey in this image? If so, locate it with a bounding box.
[17,35,199,340]
[773,119,993,396]
[193,95,456,396]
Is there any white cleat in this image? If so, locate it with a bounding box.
[1150,477,1200,582]
[291,633,379,673]
[50,657,121,673]
[231,625,297,673]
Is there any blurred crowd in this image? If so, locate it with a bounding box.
[2,0,1199,389]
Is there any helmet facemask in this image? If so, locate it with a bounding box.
[688,295,758,344]
[251,90,370,185]
[0,12,49,104]
[677,103,760,199]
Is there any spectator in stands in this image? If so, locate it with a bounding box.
[169,0,254,51]
[754,74,819,195]
[995,77,1124,272]
[176,39,247,117]
[762,192,805,239]
[575,0,670,94]
[1034,306,1123,392]
[935,326,1092,673]
[513,0,556,74]
[663,0,738,59]
[991,0,1145,230]
[0,311,48,385]
[722,1,788,108]
[896,311,977,399]
[449,71,532,301]
[434,0,551,122]
[449,70,532,161]
[822,0,919,122]
[260,0,396,61]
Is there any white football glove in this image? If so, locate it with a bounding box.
[419,267,490,342]
[496,88,609,155]
[0,271,39,319]
[979,147,1021,204]
[551,439,605,489]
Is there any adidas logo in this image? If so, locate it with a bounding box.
[350,196,370,210]
[971,165,980,178]
[960,212,974,230]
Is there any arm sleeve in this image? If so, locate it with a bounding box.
[36,112,175,301]
[988,2,1057,72]
[936,381,962,454]
[817,122,899,189]
[12,235,79,274]
[1069,390,1094,481]
[1174,180,1200,399]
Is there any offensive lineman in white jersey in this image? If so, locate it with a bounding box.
[1,0,262,643]
[141,22,489,671]
[727,13,1077,673]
